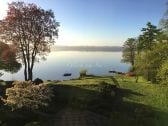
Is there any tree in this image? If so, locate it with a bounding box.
[137,22,161,52]
[0,2,59,81]
[134,22,162,82]
[157,60,168,84]
[134,51,157,82]
[122,38,136,67]
[135,34,168,82]
[160,2,168,35]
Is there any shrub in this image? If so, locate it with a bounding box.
[79,69,87,78]
[3,81,54,111]
[157,60,168,84]
[98,81,116,97]
[33,78,43,85]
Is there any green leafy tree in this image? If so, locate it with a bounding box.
[134,22,163,82]
[160,3,168,35]
[122,38,137,67]
[155,3,168,84]
[135,34,168,82]
[134,51,154,81]
[0,2,59,81]
[137,22,161,52]
[157,60,168,84]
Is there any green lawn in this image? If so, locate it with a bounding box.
[53,75,168,112]
[48,75,168,126]
[0,76,168,126]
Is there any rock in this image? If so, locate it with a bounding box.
[33,78,43,85]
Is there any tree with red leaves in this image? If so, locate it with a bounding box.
[0,1,59,80]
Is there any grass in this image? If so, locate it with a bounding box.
[0,75,168,126]
[48,75,168,126]
[116,76,168,111]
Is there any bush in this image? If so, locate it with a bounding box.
[134,52,157,82]
[79,69,87,78]
[98,81,116,97]
[3,81,54,111]
[157,60,168,84]
[33,78,43,85]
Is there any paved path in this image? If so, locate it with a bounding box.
[54,108,112,126]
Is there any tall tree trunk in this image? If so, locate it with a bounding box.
[147,70,150,81]
[27,57,32,80]
[29,54,36,81]
[24,64,28,81]
[131,60,134,67]
[28,68,33,81]
[135,75,138,83]
[22,49,28,81]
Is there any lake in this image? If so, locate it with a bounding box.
[0,51,130,81]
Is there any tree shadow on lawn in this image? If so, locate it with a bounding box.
[50,84,168,126]
[0,84,168,126]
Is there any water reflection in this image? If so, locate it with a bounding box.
[0,51,130,81]
[0,42,22,79]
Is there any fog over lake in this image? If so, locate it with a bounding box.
[0,51,130,81]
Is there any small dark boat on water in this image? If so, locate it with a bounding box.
[63,73,72,77]
[109,70,125,75]
[109,70,116,73]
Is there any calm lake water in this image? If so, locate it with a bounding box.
[0,51,130,81]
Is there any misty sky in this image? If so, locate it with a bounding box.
[0,0,167,46]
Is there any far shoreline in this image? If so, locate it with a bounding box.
[51,45,123,52]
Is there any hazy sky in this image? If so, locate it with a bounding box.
[0,0,167,46]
